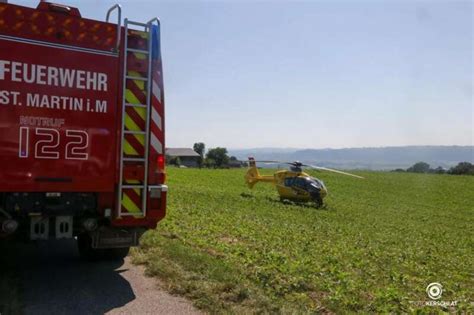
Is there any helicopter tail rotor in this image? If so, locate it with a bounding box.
[245,158,260,188]
[245,157,276,188]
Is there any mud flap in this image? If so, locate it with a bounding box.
[91,227,144,249]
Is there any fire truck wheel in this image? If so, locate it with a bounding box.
[77,233,130,261]
[103,247,130,260]
[77,233,101,261]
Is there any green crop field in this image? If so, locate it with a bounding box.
[133,168,474,313]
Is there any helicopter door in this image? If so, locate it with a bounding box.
[292,177,309,196]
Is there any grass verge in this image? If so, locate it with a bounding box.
[131,233,295,313]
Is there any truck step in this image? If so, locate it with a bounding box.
[125,103,147,108]
[126,75,147,81]
[122,185,145,189]
[127,48,149,54]
[124,130,146,135]
[123,157,145,162]
[127,20,149,28]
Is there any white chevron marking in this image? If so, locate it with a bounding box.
[150,133,163,154]
[152,107,162,131]
[152,81,161,103]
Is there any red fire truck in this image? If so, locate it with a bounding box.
[0,1,167,259]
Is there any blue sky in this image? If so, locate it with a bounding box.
[15,0,474,149]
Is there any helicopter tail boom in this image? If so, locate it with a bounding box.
[245,157,275,189]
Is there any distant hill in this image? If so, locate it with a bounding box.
[229,146,474,170]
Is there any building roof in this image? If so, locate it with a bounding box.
[166,148,200,157]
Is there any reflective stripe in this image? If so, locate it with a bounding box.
[150,133,163,154]
[134,134,145,146]
[125,179,140,184]
[128,71,146,90]
[152,81,161,103]
[151,107,162,131]
[135,107,146,120]
[123,139,138,156]
[125,114,142,132]
[124,74,146,156]
[122,192,143,218]
[123,134,145,156]
[126,90,142,105]
[134,52,147,60]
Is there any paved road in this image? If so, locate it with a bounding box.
[1,240,200,315]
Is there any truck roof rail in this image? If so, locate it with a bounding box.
[106,4,122,52]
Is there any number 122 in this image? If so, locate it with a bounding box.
[19,127,89,160]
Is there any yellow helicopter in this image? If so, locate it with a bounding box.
[245,157,363,207]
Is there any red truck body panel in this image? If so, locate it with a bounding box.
[0,39,120,192]
[0,2,166,232]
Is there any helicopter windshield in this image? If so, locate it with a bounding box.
[311,177,326,190]
[285,177,323,192]
[304,178,320,191]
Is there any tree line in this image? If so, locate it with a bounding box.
[167,142,242,168]
[394,161,474,175]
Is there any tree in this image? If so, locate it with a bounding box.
[193,142,205,167]
[448,162,474,175]
[432,166,446,174]
[205,147,229,168]
[407,162,430,173]
[229,156,238,161]
[204,158,216,168]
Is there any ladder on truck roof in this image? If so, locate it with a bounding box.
[117,18,158,218]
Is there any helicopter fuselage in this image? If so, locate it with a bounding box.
[273,170,328,202]
[245,157,362,207]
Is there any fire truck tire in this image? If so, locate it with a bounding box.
[103,247,130,260]
[77,233,101,261]
[77,233,130,261]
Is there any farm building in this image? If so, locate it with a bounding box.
[166,148,201,167]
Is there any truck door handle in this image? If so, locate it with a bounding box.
[35,177,72,183]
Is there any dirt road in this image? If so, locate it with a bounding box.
[0,240,200,315]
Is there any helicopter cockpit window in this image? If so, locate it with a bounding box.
[284,177,296,187]
[294,177,308,189]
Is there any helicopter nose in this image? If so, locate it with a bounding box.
[320,187,328,198]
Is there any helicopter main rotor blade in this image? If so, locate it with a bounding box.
[308,165,364,179]
[251,160,288,164]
